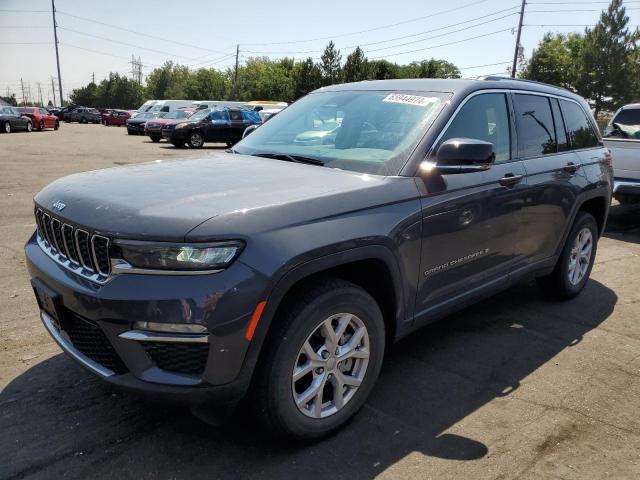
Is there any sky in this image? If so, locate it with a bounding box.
[1,0,639,105]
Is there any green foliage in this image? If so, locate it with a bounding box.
[293,57,323,99]
[522,0,640,118]
[367,60,400,80]
[69,74,144,109]
[320,41,342,85]
[343,47,369,83]
[399,59,461,79]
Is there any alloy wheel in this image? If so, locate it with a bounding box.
[189,132,204,148]
[292,313,370,419]
[4,122,10,133]
[26,122,32,132]
[568,227,593,285]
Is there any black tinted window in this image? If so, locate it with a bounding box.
[440,93,511,162]
[229,110,243,121]
[514,94,556,157]
[560,100,599,149]
[551,99,568,152]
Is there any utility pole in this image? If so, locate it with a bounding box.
[511,0,526,78]
[233,44,240,100]
[20,78,25,106]
[50,76,56,105]
[92,72,95,84]
[37,82,43,106]
[51,0,63,105]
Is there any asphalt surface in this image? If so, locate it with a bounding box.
[1,124,639,479]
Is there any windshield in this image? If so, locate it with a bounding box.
[189,108,211,121]
[234,90,447,175]
[163,110,190,119]
[606,108,640,139]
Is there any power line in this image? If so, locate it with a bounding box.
[244,7,520,55]
[0,42,50,45]
[370,27,516,60]
[0,9,50,13]
[242,0,494,46]
[56,10,235,56]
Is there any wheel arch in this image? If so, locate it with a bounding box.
[240,245,405,385]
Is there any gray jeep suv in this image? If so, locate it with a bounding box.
[26,78,612,440]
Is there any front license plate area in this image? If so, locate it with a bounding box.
[31,279,63,325]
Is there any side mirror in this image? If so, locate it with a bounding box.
[242,124,259,138]
[433,138,495,174]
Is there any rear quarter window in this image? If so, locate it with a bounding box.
[559,100,600,149]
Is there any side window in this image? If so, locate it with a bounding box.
[513,94,557,157]
[439,93,511,162]
[550,99,568,152]
[229,110,243,121]
[606,108,640,139]
[560,100,600,149]
[160,106,169,112]
[209,110,228,121]
[40,108,48,115]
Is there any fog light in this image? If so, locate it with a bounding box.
[133,321,208,334]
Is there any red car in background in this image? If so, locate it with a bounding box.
[17,107,59,131]
[144,108,195,142]
[103,110,131,126]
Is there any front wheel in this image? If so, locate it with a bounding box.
[537,212,598,299]
[38,120,45,131]
[187,131,204,148]
[251,278,385,440]
[80,117,87,124]
[54,121,59,130]
[26,121,32,132]
[150,136,161,143]
[3,122,10,133]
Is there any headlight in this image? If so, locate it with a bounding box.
[175,122,189,129]
[114,240,244,271]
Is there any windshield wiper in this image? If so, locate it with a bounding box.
[252,152,325,166]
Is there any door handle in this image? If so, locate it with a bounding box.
[563,162,580,174]
[499,173,524,187]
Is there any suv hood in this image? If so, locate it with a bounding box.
[34,153,391,241]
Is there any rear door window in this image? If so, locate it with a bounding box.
[439,93,511,162]
[559,100,600,149]
[550,99,568,152]
[513,94,557,157]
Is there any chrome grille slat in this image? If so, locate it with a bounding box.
[34,207,111,284]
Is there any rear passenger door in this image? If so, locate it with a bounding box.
[415,92,529,319]
[512,93,584,264]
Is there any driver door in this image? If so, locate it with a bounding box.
[414,92,529,321]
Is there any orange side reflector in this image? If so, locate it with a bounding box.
[245,301,267,341]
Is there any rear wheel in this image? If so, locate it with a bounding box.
[537,212,598,299]
[38,120,44,131]
[54,121,59,130]
[251,278,385,440]
[3,122,10,133]
[26,121,32,132]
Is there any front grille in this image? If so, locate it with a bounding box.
[63,313,128,374]
[34,206,111,282]
[141,342,209,375]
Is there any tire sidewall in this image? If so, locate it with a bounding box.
[26,121,32,132]
[4,122,10,133]
[264,286,385,439]
[558,213,598,297]
[188,131,204,148]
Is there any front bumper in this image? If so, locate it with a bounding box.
[127,123,146,133]
[25,231,268,405]
[162,128,188,141]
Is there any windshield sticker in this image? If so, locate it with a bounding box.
[383,94,438,107]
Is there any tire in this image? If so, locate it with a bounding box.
[54,121,59,131]
[187,130,204,148]
[80,117,87,124]
[127,130,134,135]
[102,120,107,126]
[26,121,32,132]
[171,141,185,148]
[251,278,385,440]
[3,122,10,133]
[38,120,45,131]
[150,136,161,143]
[537,212,598,299]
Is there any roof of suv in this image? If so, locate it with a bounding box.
[319,77,584,102]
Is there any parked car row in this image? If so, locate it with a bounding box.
[0,106,61,133]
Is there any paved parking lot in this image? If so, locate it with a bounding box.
[1,124,639,479]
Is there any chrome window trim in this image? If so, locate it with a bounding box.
[91,235,111,276]
[40,311,115,377]
[74,228,95,272]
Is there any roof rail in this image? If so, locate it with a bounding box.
[478,75,572,92]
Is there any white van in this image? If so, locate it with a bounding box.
[148,100,195,113]
[136,100,157,113]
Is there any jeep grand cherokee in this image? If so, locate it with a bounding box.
[26,78,612,440]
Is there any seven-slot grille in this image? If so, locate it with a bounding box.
[34,207,111,279]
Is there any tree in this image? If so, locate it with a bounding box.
[69,82,98,106]
[367,60,400,80]
[575,0,640,118]
[320,41,342,85]
[0,94,18,106]
[520,33,584,89]
[293,57,323,99]
[399,59,461,79]
[343,47,369,83]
